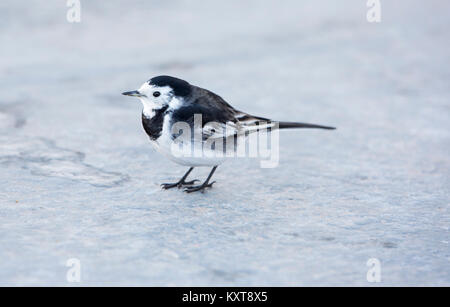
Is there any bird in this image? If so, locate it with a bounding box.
[122,75,335,193]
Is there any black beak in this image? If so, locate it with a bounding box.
[122,90,141,97]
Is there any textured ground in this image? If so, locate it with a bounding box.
[0,0,449,286]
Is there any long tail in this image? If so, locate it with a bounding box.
[278,121,336,130]
[234,112,336,131]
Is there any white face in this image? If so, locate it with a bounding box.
[137,82,173,107]
[135,82,174,117]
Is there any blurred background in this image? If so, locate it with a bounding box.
[0,0,448,285]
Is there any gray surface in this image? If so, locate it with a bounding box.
[0,0,449,286]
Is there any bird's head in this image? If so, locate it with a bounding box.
[122,76,192,111]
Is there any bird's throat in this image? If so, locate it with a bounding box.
[142,105,169,141]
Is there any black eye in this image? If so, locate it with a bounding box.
[153,91,161,97]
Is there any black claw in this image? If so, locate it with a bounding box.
[183,181,215,193]
[181,179,199,186]
[161,183,178,190]
[161,179,200,190]
[163,166,218,193]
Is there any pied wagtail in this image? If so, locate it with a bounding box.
[123,76,335,193]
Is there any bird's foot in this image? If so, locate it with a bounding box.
[161,179,199,190]
[183,181,216,193]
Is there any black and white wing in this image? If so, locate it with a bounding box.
[170,86,335,143]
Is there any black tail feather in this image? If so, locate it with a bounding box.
[278,121,336,130]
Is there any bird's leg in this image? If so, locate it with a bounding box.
[184,166,218,193]
[161,167,199,189]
